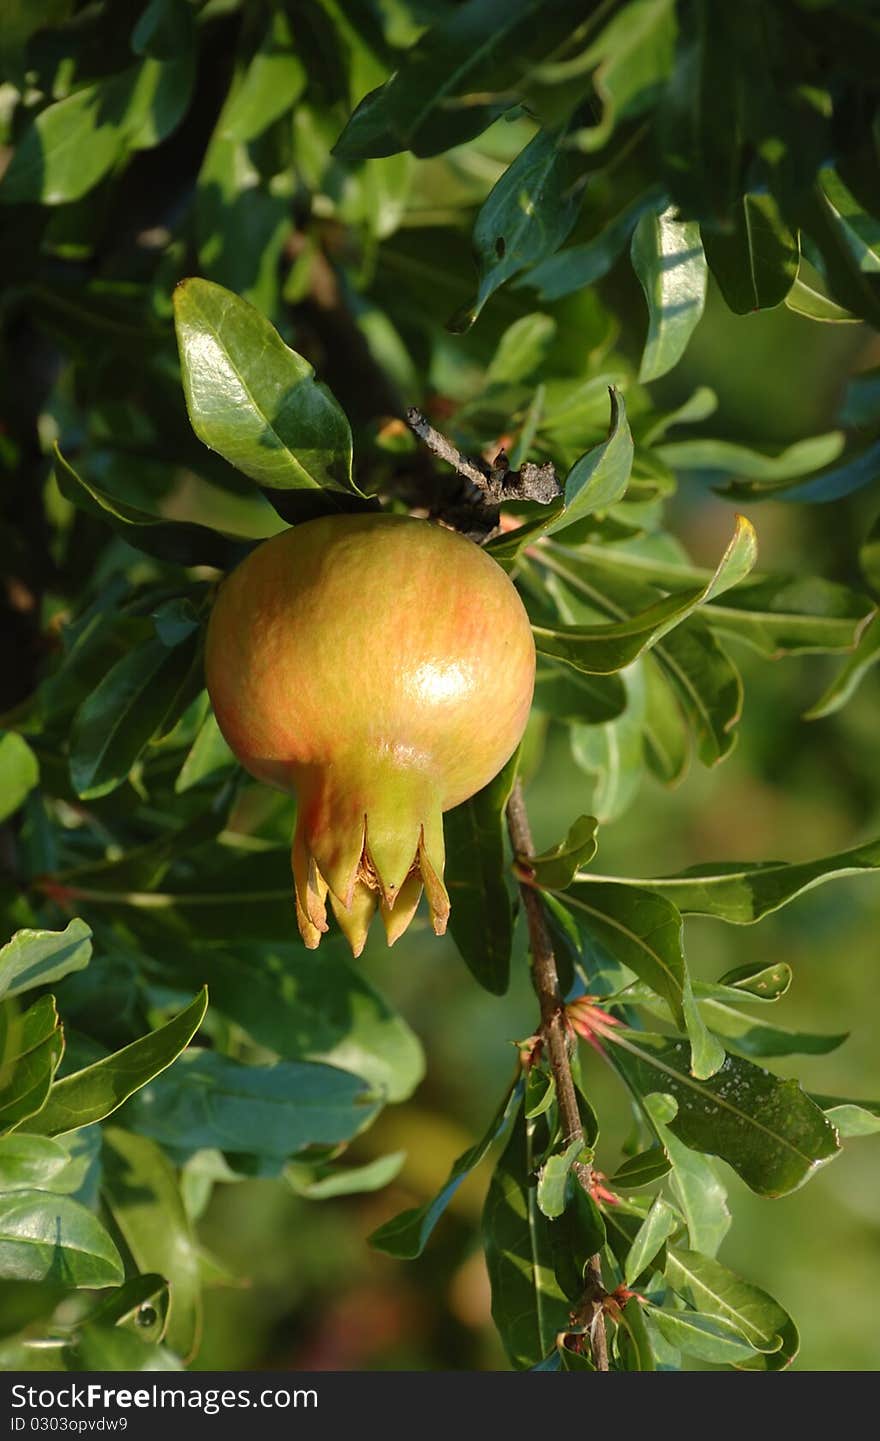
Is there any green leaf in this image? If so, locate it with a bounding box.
[532,665,627,725]
[0,1190,123,1287]
[570,696,645,826]
[702,193,799,314]
[173,278,356,497]
[87,1272,170,1346]
[719,439,880,505]
[665,1247,798,1370]
[52,446,243,571]
[607,1146,671,1190]
[65,1324,182,1371]
[220,10,306,144]
[482,1105,571,1369]
[565,0,676,153]
[445,752,518,996]
[557,388,634,530]
[538,547,746,765]
[805,613,880,719]
[533,516,756,676]
[624,1195,680,1285]
[153,937,423,1104]
[0,997,64,1133]
[370,1080,523,1259]
[608,1029,839,1197]
[719,960,792,1001]
[631,206,707,382]
[536,1137,584,1219]
[30,989,207,1137]
[0,733,39,823]
[459,124,584,325]
[645,1305,761,1365]
[124,1051,380,1158]
[0,1278,70,1340]
[528,815,598,892]
[0,1135,72,1193]
[656,430,845,486]
[175,709,237,793]
[816,1098,880,1138]
[527,189,666,301]
[549,1185,606,1302]
[560,886,724,1079]
[517,539,875,659]
[332,0,586,159]
[785,272,859,324]
[641,1094,730,1257]
[0,80,129,206]
[0,920,91,1002]
[286,1151,405,1201]
[486,389,634,561]
[102,1127,201,1361]
[485,314,557,386]
[597,833,880,923]
[698,998,847,1061]
[69,631,201,799]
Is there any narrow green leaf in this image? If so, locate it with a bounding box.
[549,1186,606,1302]
[0,1135,72,1193]
[485,314,557,386]
[483,1106,571,1368]
[589,833,880,923]
[0,997,64,1133]
[643,1095,731,1257]
[702,194,798,314]
[174,278,356,496]
[533,516,756,676]
[0,920,91,1002]
[52,443,243,567]
[656,431,845,485]
[445,752,518,996]
[0,733,39,823]
[175,709,237,793]
[69,632,200,799]
[536,1138,584,1220]
[559,886,724,1078]
[527,189,666,301]
[155,937,423,1104]
[607,1146,671,1190]
[814,1096,880,1138]
[528,816,598,892]
[624,1195,680,1285]
[631,206,707,381]
[124,1051,380,1157]
[332,0,586,159]
[609,1030,840,1197]
[665,1248,798,1369]
[486,389,634,561]
[220,10,306,143]
[805,612,880,719]
[102,1128,201,1361]
[286,1152,405,1201]
[462,125,584,324]
[0,1191,123,1287]
[370,1080,523,1258]
[30,989,208,1137]
[645,1305,760,1365]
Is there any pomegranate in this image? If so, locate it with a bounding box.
[205,514,535,956]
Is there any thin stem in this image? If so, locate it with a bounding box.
[506,779,610,1372]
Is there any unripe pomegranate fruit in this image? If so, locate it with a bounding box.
[205,514,535,956]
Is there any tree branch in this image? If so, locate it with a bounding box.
[405,407,560,542]
[506,779,610,1372]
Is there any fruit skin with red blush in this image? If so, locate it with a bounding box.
[204,512,536,955]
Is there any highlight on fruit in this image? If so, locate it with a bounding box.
[205,513,536,956]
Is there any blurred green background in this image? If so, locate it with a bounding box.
[189,288,880,1372]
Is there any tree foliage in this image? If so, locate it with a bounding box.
[1,0,880,1371]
